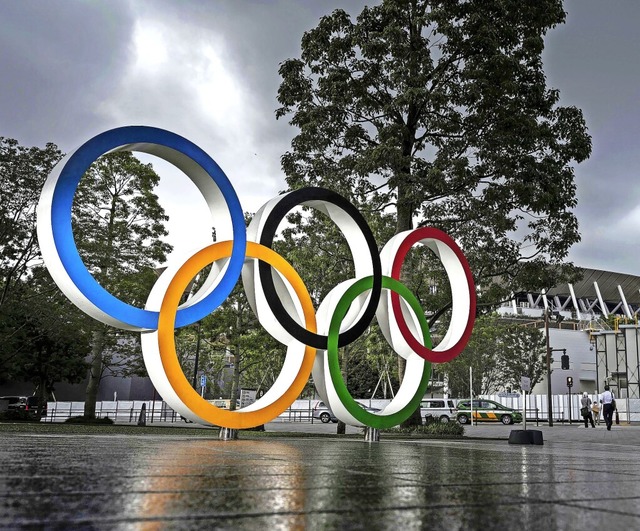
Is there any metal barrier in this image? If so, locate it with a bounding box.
[42,401,316,424]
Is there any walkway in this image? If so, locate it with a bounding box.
[1,422,639,529]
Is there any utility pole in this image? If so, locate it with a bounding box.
[545,309,553,427]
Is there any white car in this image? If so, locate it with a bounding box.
[312,401,338,423]
[420,398,457,423]
[312,401,380,423]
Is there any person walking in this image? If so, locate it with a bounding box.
[581,392,595,428]
[591,398,601,425]
[601,385,616,431]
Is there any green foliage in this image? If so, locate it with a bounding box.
[383,420,464,438]
[191,267,287,404]
[443,314,546,397]
[0,273,90,392]
[444,314,505,396]
[0,137,62,305]
[175,322,231,398]
[277,0,591,308]
[64,415,114,425]
[0,409,34,422]
[70,152,172,416]
[344,323,400,399]
[0,141,173,408]
[275,214,404,404]
[0,138,89,393]
[73,152,171,306]
[499,322,546,391]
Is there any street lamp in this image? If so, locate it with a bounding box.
[545,309,565,427]
[545,309,552,426]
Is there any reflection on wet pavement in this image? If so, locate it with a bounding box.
[2,434,640,529]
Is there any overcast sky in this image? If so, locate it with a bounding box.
[2,0,639,275]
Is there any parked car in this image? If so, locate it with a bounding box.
[312,401,338,423]
[420,398,457,423]
[456,399,522,425]
[0,396,47,419]
[312,401,379,423]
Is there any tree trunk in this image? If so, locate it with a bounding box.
[336,344,349,434]
[395,153,415,386]
[229,344,240,411]
[84,329,105,418]
[396,164,423,427]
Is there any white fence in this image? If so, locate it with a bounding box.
[44,400,183,423]
[42,398,392,424]
[42,396,640,424]
[483,394,640,423]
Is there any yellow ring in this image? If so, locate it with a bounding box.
[157,241,317,429]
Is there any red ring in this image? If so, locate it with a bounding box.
[390,227,476,363]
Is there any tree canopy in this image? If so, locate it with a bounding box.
[72,151,172,418]
[276,0,591,305]
[0,137,61,306]
[0,138,88,402]
[443,314,546,397]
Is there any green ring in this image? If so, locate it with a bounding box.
[327,275,432,429]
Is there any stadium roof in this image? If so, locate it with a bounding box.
[546,268,640,307]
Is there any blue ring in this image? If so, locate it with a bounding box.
[50,126,246,329]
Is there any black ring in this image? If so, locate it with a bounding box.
[258,187,382,349]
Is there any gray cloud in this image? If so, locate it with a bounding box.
[0,1,134,147]
[1,0,639,274]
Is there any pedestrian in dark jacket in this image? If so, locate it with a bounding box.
[581,392,595,428]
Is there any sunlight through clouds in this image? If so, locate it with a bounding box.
[195,44,247,134]
[97,13,277,264]
[132,22,168,72]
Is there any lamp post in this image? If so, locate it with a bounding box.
[545,309,566,427]
[545,309,553,427]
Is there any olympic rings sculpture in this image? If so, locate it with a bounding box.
[37,126,476,430]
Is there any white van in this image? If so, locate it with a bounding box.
[420,398,457,423]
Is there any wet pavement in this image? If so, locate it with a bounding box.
[2,423,640,529]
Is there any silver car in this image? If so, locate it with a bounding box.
[312,401,338,423]
[312,401,380,423]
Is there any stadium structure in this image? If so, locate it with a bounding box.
[497,267,640,403]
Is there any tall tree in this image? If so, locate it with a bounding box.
[201,281,286,410]
[0,137,89,409]
[498,322,546,392]
[276,1,591,420]
[443,314,546,397]
[444,314,504,397]
[72,152,171,418]
[276,0,590,323]
[0,270,90,417]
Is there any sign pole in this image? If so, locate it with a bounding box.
[469,366,473,427]
[520,376,531,431]
[200,374,206,398]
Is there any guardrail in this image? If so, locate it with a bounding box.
[43,401,183,424]
[42,401,320,424]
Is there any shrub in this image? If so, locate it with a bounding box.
[383,421,464,438]
[0,410,35,422]
[65,416,114,425]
